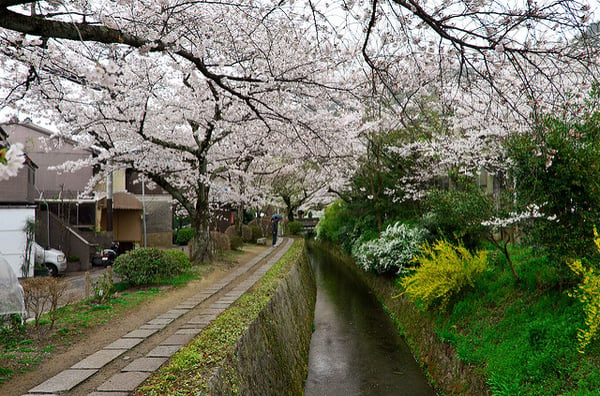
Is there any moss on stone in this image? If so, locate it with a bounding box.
[135,239,316,396]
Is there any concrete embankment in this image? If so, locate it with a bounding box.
[353,259,489,394]
[208,241,316,395]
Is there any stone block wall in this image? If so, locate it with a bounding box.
[209,250,316,395]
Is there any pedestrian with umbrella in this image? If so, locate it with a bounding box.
[271,214,282,247]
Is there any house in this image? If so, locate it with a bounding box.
[0,125,37,277]
[2,122,175,263]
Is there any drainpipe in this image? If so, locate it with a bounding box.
[106,168,113,232]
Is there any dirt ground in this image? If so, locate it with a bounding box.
[0,244,268,396]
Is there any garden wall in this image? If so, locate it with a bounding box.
[208,248,316,395]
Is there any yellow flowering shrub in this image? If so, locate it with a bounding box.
[567,227,600,353]
[399,240,488,310]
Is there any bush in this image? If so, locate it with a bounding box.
[250,225,263,242]
[241,225,253,242]
[316,199,359,252]
[230,235,243,251]
[286,221,303,236]
[163,249,192,271]
[113,248,190,286]
[224,225,238,238]
[421,182,493,249]
[567,227,600,353]
[21,276,68,328]
[505,108,600,262]
[175,227,195,246]
[210,231,230,252]
[400,239,488,310]
[352,222,427,275]
[92,270,115,304]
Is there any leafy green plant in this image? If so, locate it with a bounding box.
[286,221,303,236]
[229,235,243,251]
[113,248,190,286]
[162,249,192,271]
[505,108,600,262]
[316,200,355,248]
[400,239,488,310]
[421,182,494,249]
[352,222,427,275]
[241,225,253,242]
[174,227,195,246]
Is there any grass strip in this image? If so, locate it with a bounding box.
[0,261,215,386]
[135,239,305,395]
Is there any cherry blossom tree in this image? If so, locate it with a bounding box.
[0,140,24,181]
[337,0,600,202]
[0,0,365,262]
[1,0,599,263]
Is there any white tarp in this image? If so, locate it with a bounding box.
[0,206,35,277]
[0,255,26,317]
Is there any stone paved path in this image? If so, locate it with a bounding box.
[25,238,293,395]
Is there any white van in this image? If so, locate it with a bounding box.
[33,242,67,277]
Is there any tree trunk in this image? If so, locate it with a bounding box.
[189,214,210,264]
[189,160,211,263]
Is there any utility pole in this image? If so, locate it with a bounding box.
[142,174,147,248]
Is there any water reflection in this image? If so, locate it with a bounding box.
[305,243,436,396]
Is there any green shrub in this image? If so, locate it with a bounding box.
[229,235,243,251]
[241,225,253,242]
[250,225,263,242]
[400,239,488,310]
[162,249,192,271]
[421,182,493,249]
[316,199,354,247]
[175,227,195,246]
[113,248,189,286]
[286,221,303,236]
[505,108,600,262]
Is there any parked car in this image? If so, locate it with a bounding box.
[33,242,67,277]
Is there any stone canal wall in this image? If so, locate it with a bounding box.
[209,246,316,395]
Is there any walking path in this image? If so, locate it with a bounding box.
[25,238,293,395]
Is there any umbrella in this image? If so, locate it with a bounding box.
[271,214,283,221]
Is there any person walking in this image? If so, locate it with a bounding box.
[271,217,280,247]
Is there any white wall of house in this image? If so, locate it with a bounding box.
[0,207,35,277]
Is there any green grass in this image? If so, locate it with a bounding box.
[425,245,600,395]
[0,286,164,386]
[0,274,192,387]
[135,239,306,395]
[0,248,251,387]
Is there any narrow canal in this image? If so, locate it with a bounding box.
[304,243,436,396]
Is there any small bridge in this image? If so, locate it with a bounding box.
[296,218,319,234]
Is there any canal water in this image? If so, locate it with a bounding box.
[304,243,436,396]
